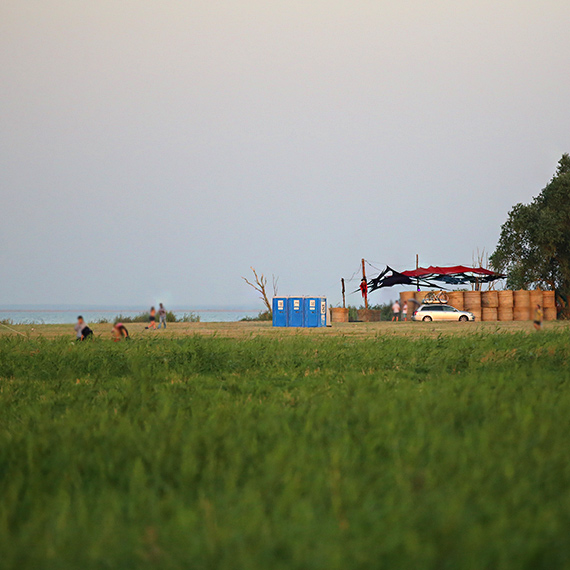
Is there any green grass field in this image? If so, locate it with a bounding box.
[1,331,570,569]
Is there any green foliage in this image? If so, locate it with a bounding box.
[347,305,359,321]
[241,310,272,322]
[491,154,570,306]
[347,303,393,321]
[368,302,394,320]
[1,333,570,568]
[176,311,200,323]
[113,312,150,324]
[112,311,200,324]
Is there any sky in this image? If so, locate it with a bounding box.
[1,0,569,309]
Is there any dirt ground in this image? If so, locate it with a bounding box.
[0,319,567,340]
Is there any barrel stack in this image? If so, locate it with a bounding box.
[330,308,349,322]
[498,290,514,321]
[447,291,464,311]
[481,291,499,321]
[529,290,543,319]
[399,291,417,320]
[397,289,555,321]
[464,291,482,321]
[357,309,382,322]
[543,291,556,320]
[415,291,428,305]
[513,290,531,321]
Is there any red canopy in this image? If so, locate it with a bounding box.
[401,266,497,278]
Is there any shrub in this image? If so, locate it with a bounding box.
[368,302,394,321]
[347,306,359,322]
[177,312,201,323]
[241,310,272,322]
[113,312,149,324]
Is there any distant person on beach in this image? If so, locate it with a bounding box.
[533,304,543,331]
[402,301,408,321]
[158,303,167,329]
[146,306,157,330]
[112,322,130,341]
[392,301,400,321]
[74,316,93,340]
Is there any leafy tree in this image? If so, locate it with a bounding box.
[490,154,570,312]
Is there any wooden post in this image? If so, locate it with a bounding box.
[341,278,346,309]
[361,258,368,309]
[416,254,420,291]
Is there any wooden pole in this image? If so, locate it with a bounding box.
[361,258,368,309]
[416,254,419,292]
[341,278,346,309]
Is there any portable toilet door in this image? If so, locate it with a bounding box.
[319,298,327,327]
[287,297,305,327]
[305,297,320,327]
[272,297,288,327]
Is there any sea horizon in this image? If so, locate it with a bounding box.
[0,304,261,324]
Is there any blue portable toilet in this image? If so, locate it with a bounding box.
[287,297,305,327]
[319,297,327,327]
[304,297,319,327]
[272,297,288,327]
[305,297,327,327]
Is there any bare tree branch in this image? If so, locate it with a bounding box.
[242,267,273,313]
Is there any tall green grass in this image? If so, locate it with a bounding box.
[1,332,570,569]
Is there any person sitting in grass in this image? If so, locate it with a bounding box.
[112,322,129,341]
[74,316,93,341]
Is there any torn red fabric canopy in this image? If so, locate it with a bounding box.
[401,266,497,278]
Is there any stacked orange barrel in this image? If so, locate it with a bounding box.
[447,291,464,311]
[513,290,531,320]
[481,291,499,321]
[464,291,482,321]
[330,308,349,322]
[497,290,514,321]
[399,291,417,320]
[543,291,556,320]
[529,290,543,322]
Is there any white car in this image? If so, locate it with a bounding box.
[412,304,475,322]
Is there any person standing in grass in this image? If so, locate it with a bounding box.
[146,306,157,330]
[533,304,543,331]
[157,303,167,329]
[392,300,400,321]
[74,316,93,340]
[402,301,408,321]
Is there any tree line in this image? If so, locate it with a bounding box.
[491,154,570,316]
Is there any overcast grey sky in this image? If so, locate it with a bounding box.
[1,1,569,308]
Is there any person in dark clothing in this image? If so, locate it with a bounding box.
[74,316,93,340]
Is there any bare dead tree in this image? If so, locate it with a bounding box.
[472,247,491,291]
[242,267,278,313]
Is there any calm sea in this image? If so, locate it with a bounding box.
[0,305,261,325]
